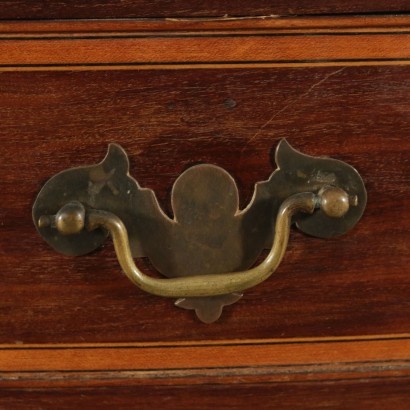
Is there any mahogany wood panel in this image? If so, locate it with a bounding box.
[0,336,409,372]
[2,17,409,71]
[2,16,410,36]
[0,378,409,410]
[0,66,409,344]
[1,34,410,69]
[0,0,410,19]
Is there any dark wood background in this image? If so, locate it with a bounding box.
[1,377,409,410]
[1,0,410,19]
[0,66,408,344]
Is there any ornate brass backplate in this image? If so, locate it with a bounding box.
[33,140,366,323]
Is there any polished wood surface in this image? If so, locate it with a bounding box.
[2,16,410,35]
[1,34,410,69]
[1,0,409,19]
[0,66,408,344]
[0,12,409,406]
[1,335,409,374]
[1,378,409,410]
[1,17,410,70]
[0,377,410,410]
[1,336,409,407]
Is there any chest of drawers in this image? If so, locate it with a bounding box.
[0,2,409,408]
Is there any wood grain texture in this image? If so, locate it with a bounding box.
[0,378,409,410]
[1,32,410,69]
[1,16,410,36]
[2,17,409,71]
[0,11,408,408]
[0,66,408,344]
[0,336,409,372]
[0,0,410,19]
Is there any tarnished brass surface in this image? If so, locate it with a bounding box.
[57,192,316,297]
[33,140,366,322]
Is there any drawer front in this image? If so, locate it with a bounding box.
[0,16,409,407]
[1,66,409,343]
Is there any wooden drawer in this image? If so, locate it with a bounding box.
[0,13,409,409]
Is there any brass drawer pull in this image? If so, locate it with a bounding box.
[33,140,366,323]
